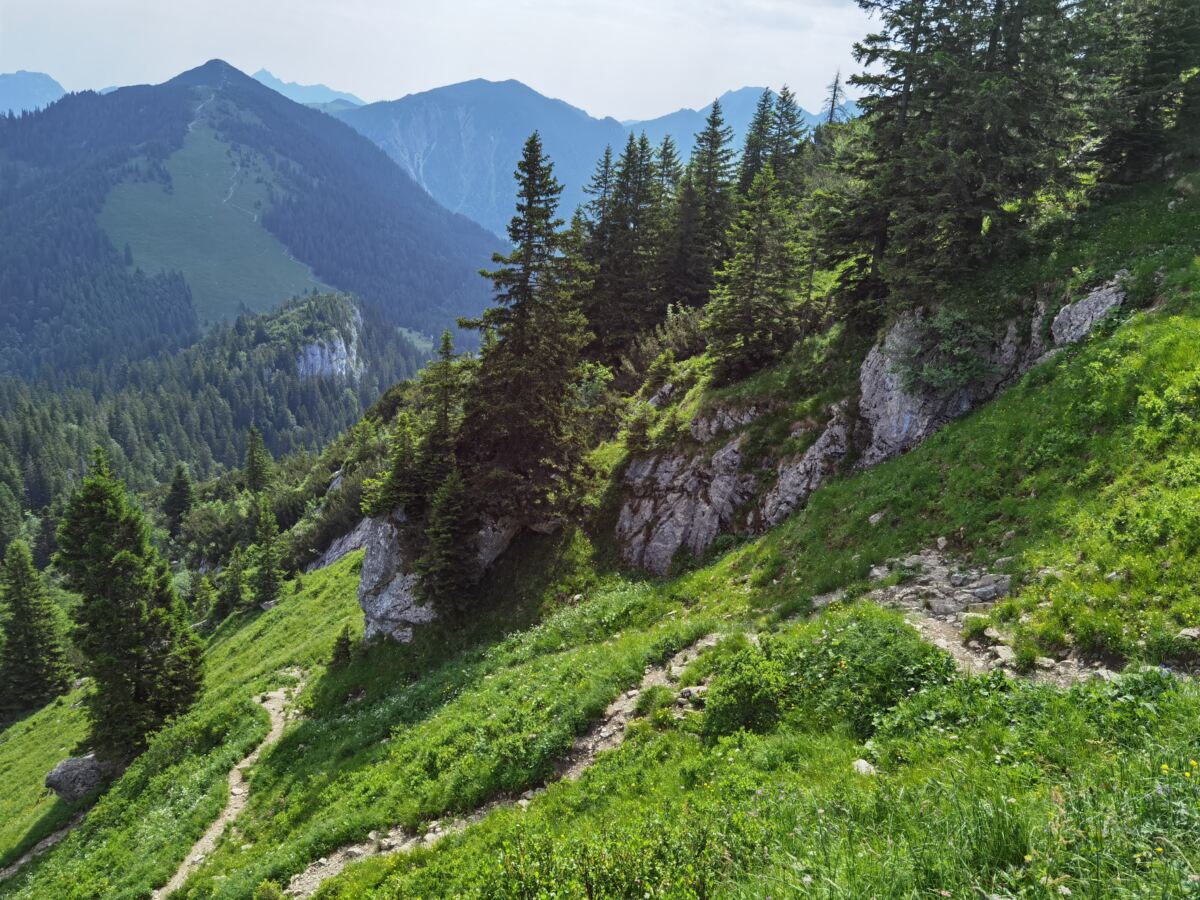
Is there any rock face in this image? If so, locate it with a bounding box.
[1050,271,1127,345]
[760,402,852,527]
[45,754,106,803]
[296,311,363,380]
[356,516,435,643]
[305,517,376,572]
[356,512,522,642]
[689,406,761,443]
[616,276,1128,571]
[617,436,756,575]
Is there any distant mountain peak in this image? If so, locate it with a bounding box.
[253,68,364,107]
[0,70,66,114]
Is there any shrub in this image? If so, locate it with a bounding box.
[634,684,674,718]
[252,881,287,900]
[772,605,957,738]
[703,647,785,740]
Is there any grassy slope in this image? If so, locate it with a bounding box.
[97,127,323,327]
[0,555,362,899]
[1,178,1199,897]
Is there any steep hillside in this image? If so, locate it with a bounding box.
[0,60,497,378]
[2,171,1200,899]
[334,79,627,237]
[0,72,64,114]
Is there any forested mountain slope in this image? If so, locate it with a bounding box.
[334,79,627,237]
[0,59,497,379]
[0,293,427,555]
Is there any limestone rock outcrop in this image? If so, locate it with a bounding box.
[616,436,756,575]
[356,516,434,643]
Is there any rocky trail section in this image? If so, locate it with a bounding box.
[154,672,305,899]
[814,548,1109,686]
[283,635,719,898]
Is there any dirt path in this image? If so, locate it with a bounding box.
[283,635,719,898]
[0,812,84,883]
[187,92,215,133]
[155,674,304,898]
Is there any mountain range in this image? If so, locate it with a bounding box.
[0,60,497,378]
[251,68,365,108]
[331,82,827,237]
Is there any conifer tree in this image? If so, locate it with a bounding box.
[458,132,591,521]
[0,540,71,719]
[663,101,736,309]
[191,575,216,621]
[768,85,809,182]
[654,135,683,198]
[251,494,282,608]
[739,89,776,194]
[363,412,421,517]
[162,462,195,539]
[417,331,461,498]
[56,449,202,759]
[703,169,806,382]
[244,425,273,493]
[824,70,846,125]
[417,468,475,613]
[214,546,246,620]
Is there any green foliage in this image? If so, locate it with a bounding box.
[0,541,71,720]
[162,463,195,540]
[458,132,592,523]
[250,495,283,609]
[703,646,786,739]
[244,426,273,495]
[55,450,202,759]
[329,626,354,670]
[417,468,476,613]
[703,168,807,382]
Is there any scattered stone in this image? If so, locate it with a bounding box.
[937,536,948,551]
[1104,570,1123,583]
[869,511,885,526]
[1178,627,1200,641]
[852,759,877,776]
[991,645,1017,666]
[1035,657,1057,671]
[994,556,1013,567]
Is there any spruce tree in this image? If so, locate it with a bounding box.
[244,425,273,493]
[703,169,806,382]
[665,101,736,308]
[162,462,195,539]
[417,468,475,613]
[768,85,809,183]
[0,540,71,719]
[654,135,683,198]
[458,132,591,521]
[251,494,282,609]
[214,546,246,620]
[56,449,202,759]
[738,89,776,194]
[363,412,421,517]
[417,331,461,499]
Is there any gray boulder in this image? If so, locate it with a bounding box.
[45,754,105,803]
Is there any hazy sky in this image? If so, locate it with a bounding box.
[0,0,871,119]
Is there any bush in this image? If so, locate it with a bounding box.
[253,881,287,900]
[703,647,785,740]
[772,605,957,738]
